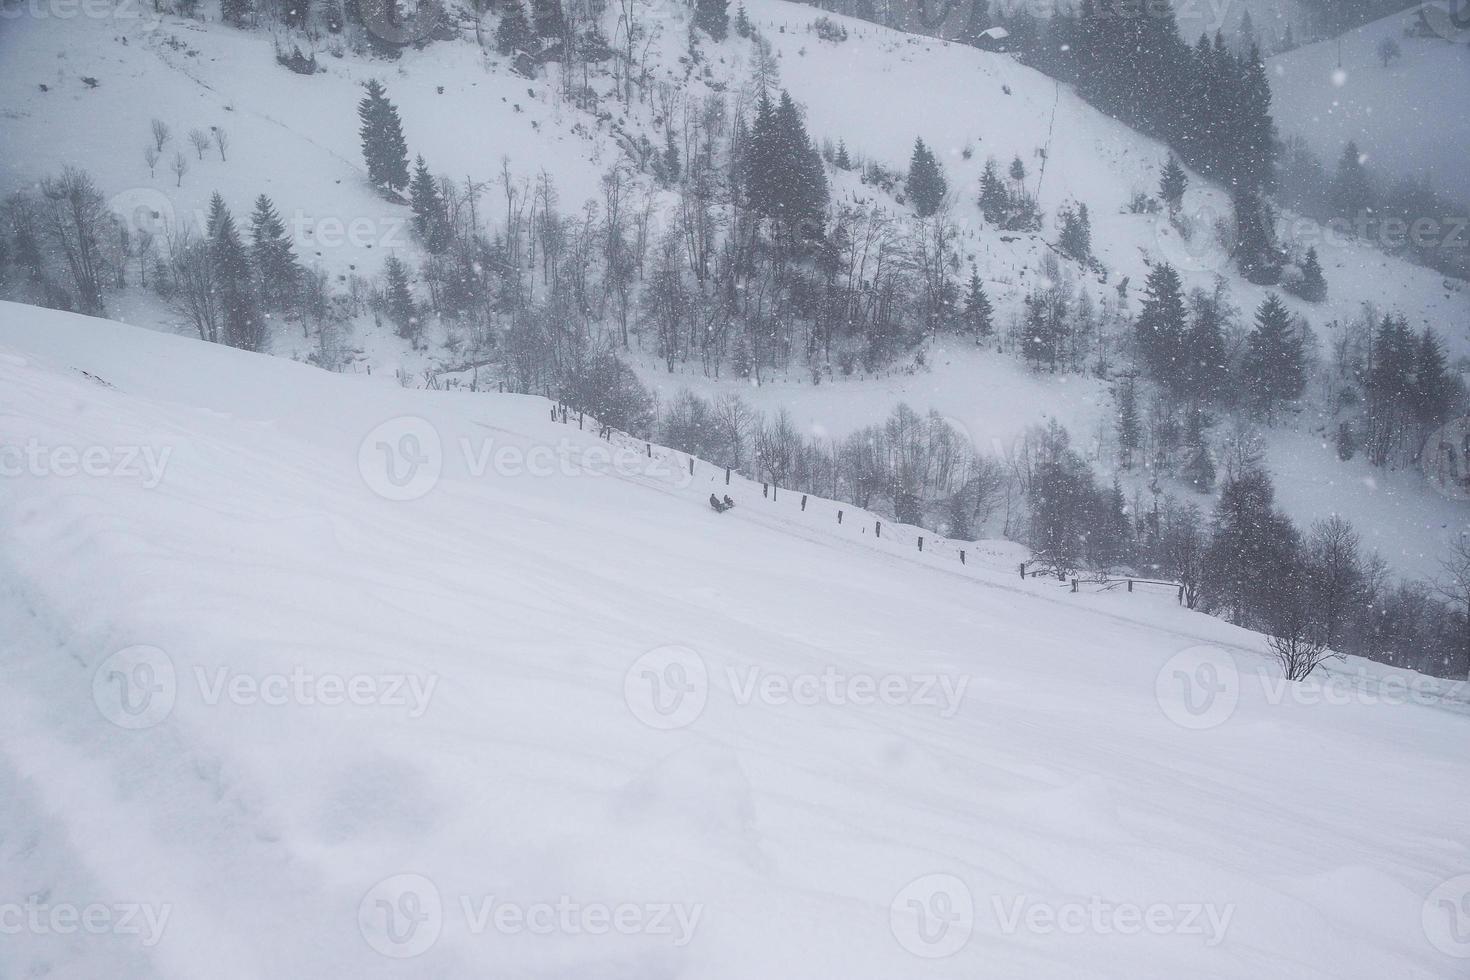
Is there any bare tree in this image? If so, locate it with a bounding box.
[144,145,160,178]
[1436,535,1470,679]
[171,150,189,187]
[150,118,172,153]
[213,128,229,162]
[188,128,212,160]
[1266,576,1337,681]
[39,168,111,316]
[166,227,220,342]
[1306,515,1363,650]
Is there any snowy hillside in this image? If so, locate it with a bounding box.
[1269,4,1470,205]
[3,301,1470,978]
[3,0,1468,584]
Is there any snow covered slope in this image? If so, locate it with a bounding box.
[3,302,1469,978]
[1269,4,1470,204]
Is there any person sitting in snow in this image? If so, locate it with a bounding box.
[722,495,735,510]
[709,493,727,513]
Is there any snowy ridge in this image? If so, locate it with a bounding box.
[2,303,1469,978]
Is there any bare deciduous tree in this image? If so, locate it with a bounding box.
[150,118,171,152]
[144,145,160,178]
[188,128,212,160]
[214,127,229,161]
[39,167,111,316]
[171,150,189,187]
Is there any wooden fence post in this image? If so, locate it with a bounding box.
[763,483,769,498]
[1071,578,1079,593]
[578,412,583,430]
[800,495,807,511]
[1019,561,1026,579]
[875,521,882,538]
[725,468,730,485]
[1127,579,1133,592]
[837,510,843,524]
[688,458,694,476]
[646,443,651,457]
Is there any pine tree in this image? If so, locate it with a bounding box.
[1232,188,1280,284]
[833,140,852,170]
[1412,328,1456,428]
[978,158,1007,224]
[1058,203,1091,264]
[220,0,251,27]
[248,194,299,311]
[496,0,532,53]
[1296,246,1326,302]
[1182,288,1227,401]
[409,156,449,252]
[694,0,728,40]
[207,193,265,351]
[282,0,310,28]
[905,138,946,218]
[532,0,563,38]
[1241,293,1305,419]
[733,2,752,37]
[961,268,994,341]
[662,129,681,185]
[358,80,410,193]
[1183,408,1216,491]
[1135,263,1188,390]
[1159,154,1187,213]
[383,254,417,340]
[1331,141,1373,223]
[1116,376,1142,469]
[1008,155,1026,193]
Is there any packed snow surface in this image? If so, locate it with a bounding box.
[2,302,1468,978]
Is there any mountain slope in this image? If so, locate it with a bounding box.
[2,303,1468,978]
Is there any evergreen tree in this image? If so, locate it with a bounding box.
[746,90,827,235]
[662,129,681,185]
[1058,203,1091,264]
[904,138,947,217]
[1296,246,1326,301]
[409,156,449,253]
[1135,263,1188,389]
[1183,408,1216,491]
[496,0,532,53]
[207,193,265,351]
[978,158,1007,224]
[694,0,728,39]
[248,194,299,311]
[1159,154,1187,213]
[1116,376,1142,468]
[1331,141,1374,223]
[282,0,309,28]
[358,80,410,192]
[833,140,852,170]
[1202,463,1299,626]
[1234,46,1277,194]
[733,2,752,36]
[1412,327,1456,428]
[1182,290,1227,401]
[532,0,563,38]
[382,254,417,340]
[221,0,251,27]
[961,268,994,341]
[1232,187,1280,284]
[1241,293,1305,419]
[1008,155,1026,193]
